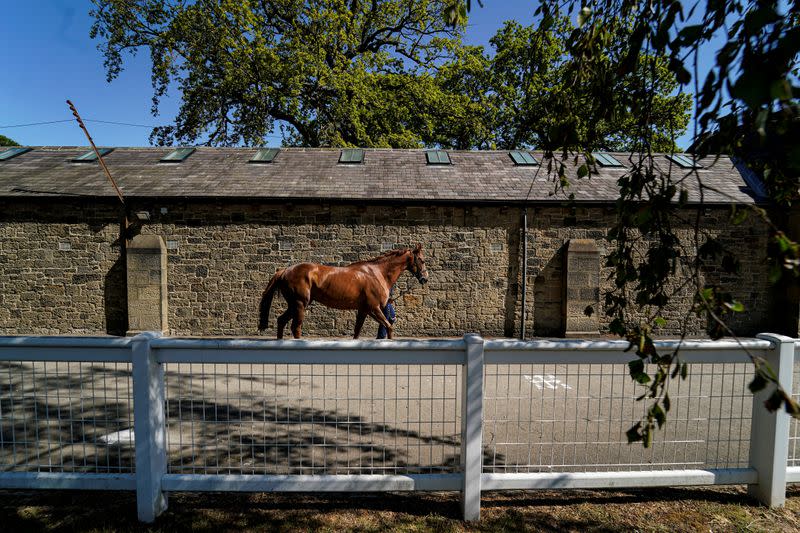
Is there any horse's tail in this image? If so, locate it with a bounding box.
[258,269,284,332]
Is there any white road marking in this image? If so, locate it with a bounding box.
[97,428,135,446]
[524,374,573,390]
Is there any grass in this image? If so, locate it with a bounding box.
[3,486,800,532]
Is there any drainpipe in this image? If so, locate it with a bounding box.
[520,207,528,340]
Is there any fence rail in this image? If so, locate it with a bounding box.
[0,332,795,521]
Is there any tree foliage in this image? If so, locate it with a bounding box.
[482,18,691,152]
[90,0,689,150]
[91,0,464,147]
[0,134,19,146]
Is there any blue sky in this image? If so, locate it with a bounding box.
[1,0,700,149]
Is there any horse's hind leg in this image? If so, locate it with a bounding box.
[353,311,367,339]
[290,303,306,339]
[276,308,293,340]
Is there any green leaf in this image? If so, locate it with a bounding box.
[748,373,768,393]
[577,163,589,178]
[723,300,745,313]
[668,57,692,85]
[650,403,666,428]
[785,398,800,417]
[644,426,653,448]
[731,70,771,109]
[764,389,783,412]
[769,79,792,100]
[731,208,748,225]
[626,422,643,443]
[629,359,652,384]
[699,287,714,301]
[677,25,704,45]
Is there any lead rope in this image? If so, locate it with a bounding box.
[391,285,414,304]
[390,273,424,306]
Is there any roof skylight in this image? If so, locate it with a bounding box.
[249,148,279,163]
[509,150,538,166]
[0,147,31,161]
[72,148,113,162]
[160,147,196,162]
[592,152,624,167]
[425,150,451,165]
[667,154,702,169]
[339,148,364,164]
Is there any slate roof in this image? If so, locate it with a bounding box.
[0,146,764,204]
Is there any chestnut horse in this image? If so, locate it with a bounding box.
[258,244,429,339]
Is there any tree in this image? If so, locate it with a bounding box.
[91,1,689,152]
[0,135,19,146]
[90,0,469,147]
[452,0,800,446]
[486,18,691,152]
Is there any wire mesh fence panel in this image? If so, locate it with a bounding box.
[790,365,800,467]
[0,361,134,473]
[163,363,462,475]
[483,362,753,473]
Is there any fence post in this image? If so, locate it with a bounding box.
[750,333,794,507]
[461,333,484,521]
[131,331,167,522]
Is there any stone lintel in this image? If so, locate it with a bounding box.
[566,239,598,254]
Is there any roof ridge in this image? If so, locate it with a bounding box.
[10,146,730,157]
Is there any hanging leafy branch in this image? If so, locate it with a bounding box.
[454,0,800,446]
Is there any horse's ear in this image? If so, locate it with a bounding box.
[415,243,422,252]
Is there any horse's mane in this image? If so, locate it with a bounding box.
[351,248,410,265]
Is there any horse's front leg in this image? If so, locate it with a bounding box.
[353,311,367,339]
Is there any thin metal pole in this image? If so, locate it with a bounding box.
[520,208,528,340]
[66,100,126,206]
[66,100,130,329]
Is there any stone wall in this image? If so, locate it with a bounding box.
[0,199,773,338]
[0,202,126,335]
[523,206,772,337]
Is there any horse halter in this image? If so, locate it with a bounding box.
[409,250,428,284]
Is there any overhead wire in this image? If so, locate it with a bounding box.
[0,117,284,140]
[0,118,156,128]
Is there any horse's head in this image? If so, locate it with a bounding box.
[408,243,428,285]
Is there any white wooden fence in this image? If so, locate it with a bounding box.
[0,332,796,522]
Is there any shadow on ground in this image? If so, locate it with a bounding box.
[2,486,798,533]
[1,362,495,476]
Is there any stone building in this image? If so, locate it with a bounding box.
[0,146,779,338]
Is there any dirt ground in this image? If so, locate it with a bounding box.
[2,485,800,532]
